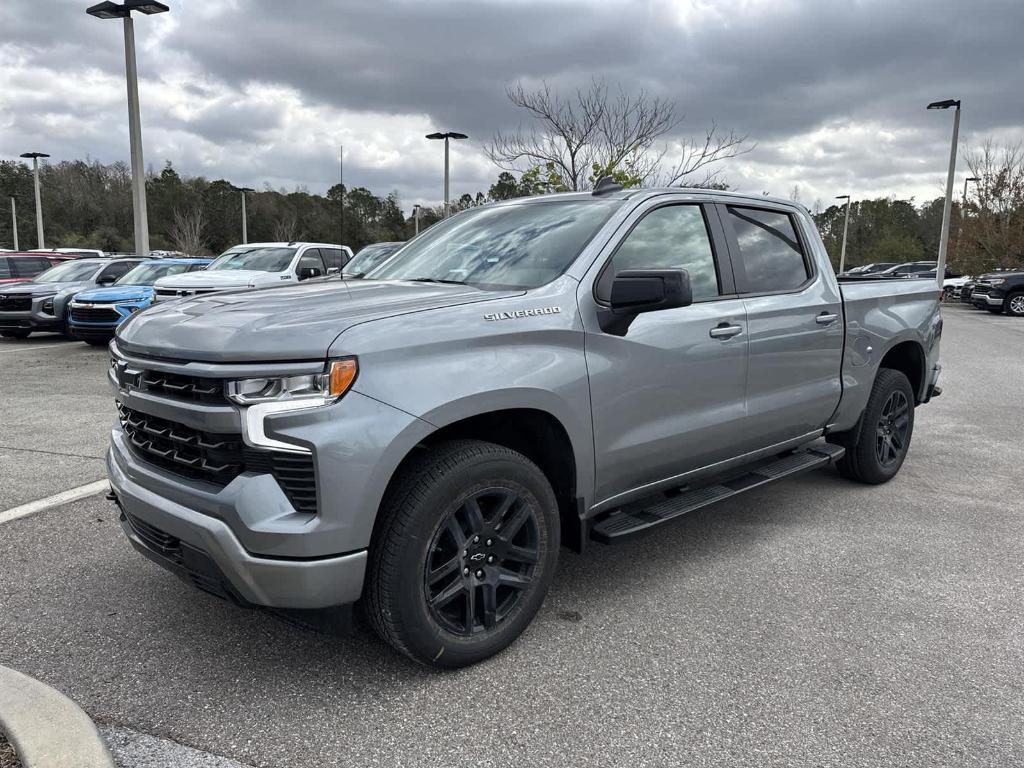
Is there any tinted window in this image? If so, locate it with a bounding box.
[346,243,402,276]
[601,205,719,302]
[0,259,10,278]
[98,261,138,282]
[371,201,620,289]
[297,250,326,279]
[12,257,51,277]
[727,207,809,292]
[187,262,209,272]
[321,248,348,270]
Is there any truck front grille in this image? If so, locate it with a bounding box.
[117,403,317,513]
[139,370,226,404]
[70,304,120,323]
[118,403,245,484]
[0,295,33,311]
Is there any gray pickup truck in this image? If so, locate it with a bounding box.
[105,186,942,667]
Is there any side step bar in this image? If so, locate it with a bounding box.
[590,443,845,544]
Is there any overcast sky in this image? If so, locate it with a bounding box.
[2,0,1022,213]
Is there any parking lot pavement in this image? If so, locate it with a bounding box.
[1,307,1022,767]
[0,334,113,509]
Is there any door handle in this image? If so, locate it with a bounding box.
[709,323,743,339]
[815,312,839,325]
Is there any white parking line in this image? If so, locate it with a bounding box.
[0,480,109,526]
[0,343,72,353]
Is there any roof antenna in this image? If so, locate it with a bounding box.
[592,176,624,196]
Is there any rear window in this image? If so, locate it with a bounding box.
[727,207,810,293]
[0,259,10,278]
[12,257,51,277]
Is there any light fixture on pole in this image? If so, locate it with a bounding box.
[9,197,18,251]
[86,0,170,258]
[927,98,961,286]
[425,131,468,218]
[236,187,255,244]
[961,176,979,219]
[835,194,851,274]
[19,152,49,249]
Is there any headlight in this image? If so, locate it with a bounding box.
[226,358,357,406]
[986,278,1005,286]
[42,298,54,314]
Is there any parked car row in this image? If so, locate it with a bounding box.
[0,241,399,344]
[956,270,1024,316]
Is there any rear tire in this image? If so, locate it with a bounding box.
[1005,292,1024,317]
[0,330,30,339]
[365,439,560,668]
[84,338,110,347]
[836,368,915,485]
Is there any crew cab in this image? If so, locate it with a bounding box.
[0,257,145,338]
[68,258,213,345]
[969,270,1024,316]
[106,187,941,668]
[151,242,352,302]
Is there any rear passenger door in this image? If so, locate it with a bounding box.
[719,204,843,448]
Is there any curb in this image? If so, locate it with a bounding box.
[0,665,114,768]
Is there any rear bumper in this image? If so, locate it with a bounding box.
[107,446,367,609]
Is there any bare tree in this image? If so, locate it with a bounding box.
[959,139,1024,271]
[168,206,205,255]
[273,210,302,242]
[486,79,751,191]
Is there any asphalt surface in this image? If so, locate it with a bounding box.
[1,307,1022,767]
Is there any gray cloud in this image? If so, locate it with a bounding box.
[2,0,1023,209]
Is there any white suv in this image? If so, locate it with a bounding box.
[152,242,352,302]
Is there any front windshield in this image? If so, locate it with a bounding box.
[116,262,193,286]
[208,247,296,273]
[369,200,620,289]
[34,261,100,283]
[345,243,403,275]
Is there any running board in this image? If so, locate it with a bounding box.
[590,443,845,544]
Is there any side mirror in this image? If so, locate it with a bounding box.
[97,275,117,285]
[598,269,692,336]
[298,266,323,281]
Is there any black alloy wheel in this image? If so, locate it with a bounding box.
[875,390,910,468]
[424,487,540,636]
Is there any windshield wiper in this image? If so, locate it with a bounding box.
[406,277,469,286]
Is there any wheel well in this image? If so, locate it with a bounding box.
[879,341,925,402]
[383,408,582,550]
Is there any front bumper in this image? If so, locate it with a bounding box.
[108,444,367,609]
[0,296,63,332]
[972,291,1004,308]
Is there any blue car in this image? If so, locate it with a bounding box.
[68,258,213,345]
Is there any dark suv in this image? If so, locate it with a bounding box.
[970,271,1024,316]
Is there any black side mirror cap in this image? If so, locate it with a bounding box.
[598,269,692,335]
[298,267,323,280]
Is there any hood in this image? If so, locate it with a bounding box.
[0,281,74,297]
[74,285,154,303]
[116,279,521,362]
[155,270,282,289]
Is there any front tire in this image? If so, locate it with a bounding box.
[836,368,915,484]
[1005,292,1024,317]
[366,439,560,668]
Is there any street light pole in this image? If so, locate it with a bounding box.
[961,176,979,219]
[836,194,851,273]
[9,197,18,251]
[20,152,49,249]
[87,1,170,258]
[412,204,421,236]
[928,99,961,287]
[425,131,468,217]
[237,187,254,244]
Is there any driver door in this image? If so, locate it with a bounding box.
[580,200,750,507]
